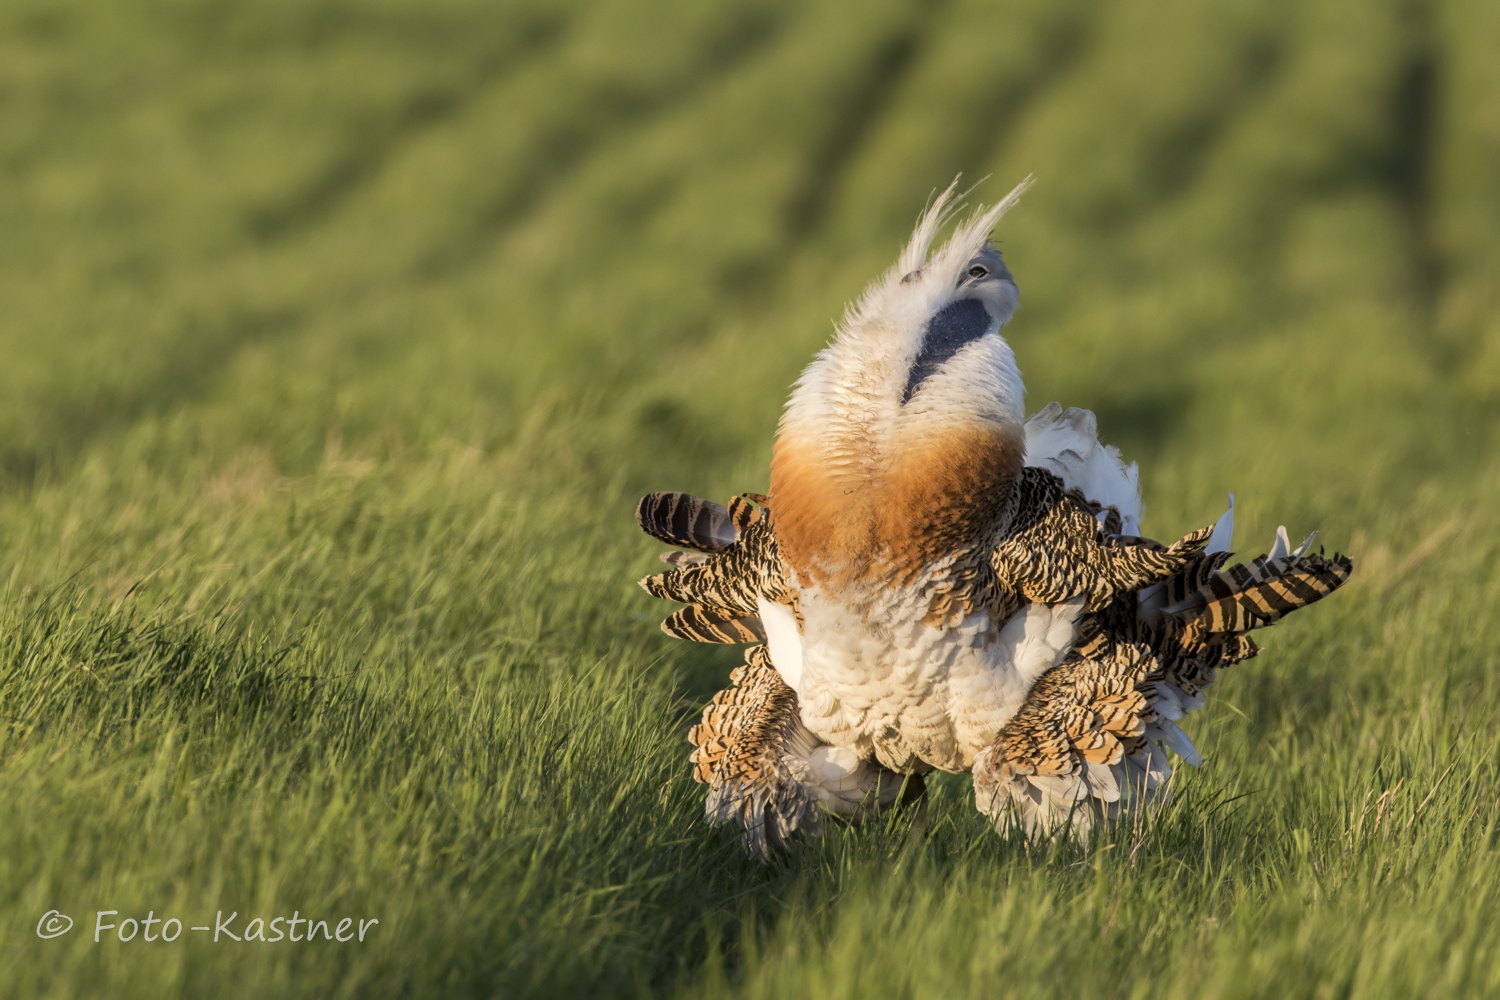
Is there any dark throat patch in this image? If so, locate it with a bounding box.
[901,299,994,404]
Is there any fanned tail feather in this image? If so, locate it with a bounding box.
[635,492,738,552]
[636,492,793,644]
[1166,536,1352,636]
[662,605,767,644]
[1206,493,1235,553]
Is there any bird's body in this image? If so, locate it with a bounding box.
[767,183,1072,778]
[635,180,1352,855]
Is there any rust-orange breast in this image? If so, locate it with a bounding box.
[770,422,1024,589]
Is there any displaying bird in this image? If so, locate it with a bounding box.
[635,179,1352,857]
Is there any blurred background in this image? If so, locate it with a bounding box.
[4,0,1497,508]
[4,1,1500,996]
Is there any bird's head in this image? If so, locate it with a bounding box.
[778,177,1031,462]
[771,178,1035,584]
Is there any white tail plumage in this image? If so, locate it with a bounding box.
[1023,402,1143,534]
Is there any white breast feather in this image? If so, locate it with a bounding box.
[757,597,804,692]
[786,580,1084,773]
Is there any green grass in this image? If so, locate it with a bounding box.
[3,0,1500,995]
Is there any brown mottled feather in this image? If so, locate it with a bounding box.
[977,540,1353,833]
[985,469,1215,620]
[687,646,821,857]
[688,645,924,857]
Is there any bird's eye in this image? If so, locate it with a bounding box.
[968,265,987,278]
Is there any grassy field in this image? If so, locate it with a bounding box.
[3,0,1500,995]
